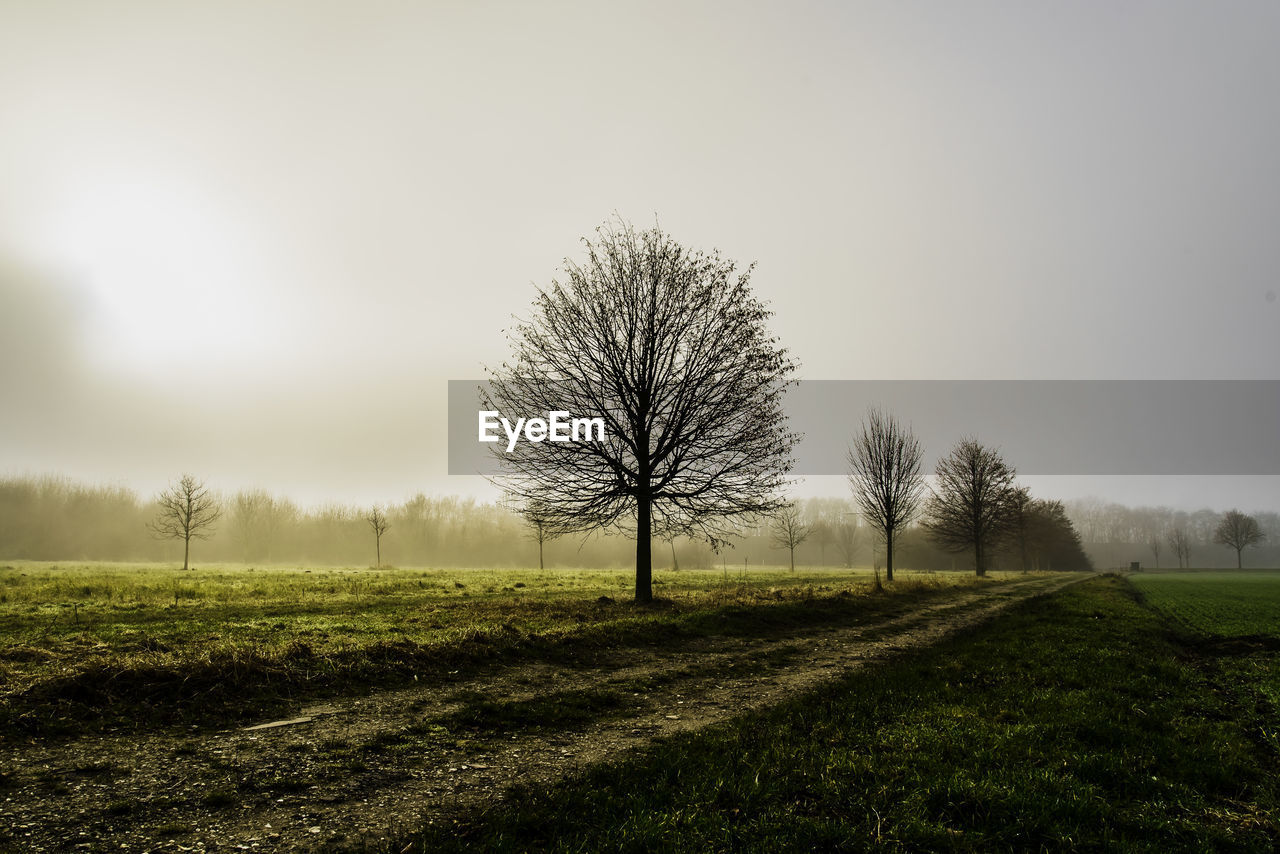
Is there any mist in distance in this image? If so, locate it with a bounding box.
[1,2,1278,517]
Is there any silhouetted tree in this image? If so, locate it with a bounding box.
[149,474,221,571]
[1007,487,1038,571]
[1018,498,1092,572]
[847,409,924,582]
[923,439,1018,576]
[366,506,390,567]
[1169,526,1192,568]
[770,504,811,572]
[485,219,799,602]
[1213,509,1264,568]
[522,502,560,570]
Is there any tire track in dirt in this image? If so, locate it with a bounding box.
[1,574,1088,852]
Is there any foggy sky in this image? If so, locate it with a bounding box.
[1,1,1277,511]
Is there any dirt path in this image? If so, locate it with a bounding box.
[2,574,1086,852]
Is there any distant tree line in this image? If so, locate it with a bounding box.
[0,474,1271,571]
[1062,498,1278,569]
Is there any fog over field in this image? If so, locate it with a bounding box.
[1,1,1278,512]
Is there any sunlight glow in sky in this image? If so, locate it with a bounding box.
[1,1,1277,510]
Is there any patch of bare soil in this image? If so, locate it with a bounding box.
[1,574,1085,852]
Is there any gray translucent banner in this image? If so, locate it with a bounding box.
[449,380,1280,476]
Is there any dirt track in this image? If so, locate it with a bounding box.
[2,573,1087,852]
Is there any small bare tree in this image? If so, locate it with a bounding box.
[1169,526,1192,569]
[523,503,560,571]
[770,504,811,572]
[149,474,221,571]
[923,439,1019,577]
[366,506,390,567]
[1213,509,1264,569]
[1148,533,1162,569]
[846,409,924,582]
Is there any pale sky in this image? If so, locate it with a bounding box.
[1,1,1277,510]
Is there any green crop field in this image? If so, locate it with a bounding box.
[1130,571,1280,637]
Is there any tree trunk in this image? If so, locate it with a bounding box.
[375,535,381,568]
[885,534,894,582]
[975,541,985,577]
[1236,547,1243,569]
[183,535,190,572]
[670,539,678,571]
[789,545,795,572]
[539,537,544,571]
[635,494,653,602]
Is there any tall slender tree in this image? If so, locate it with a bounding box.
[522,501,560,571]
[846,409,925,582]
[365,506,390,567]
[1169,526,1192,568]
[485,219,799,602]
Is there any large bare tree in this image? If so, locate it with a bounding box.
[770,504,811,572]
[1213,509,1264,568]
[149,474,221,571]
[922,439,1019,576]
[846,408,924,582]
[485,220,799,602]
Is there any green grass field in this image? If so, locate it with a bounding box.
[0,561,984,734]
[395,575,1280,853]
[8,565,1277,850]
[1130,571,1280,637]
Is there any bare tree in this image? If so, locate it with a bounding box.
[523,502,560,571]
[846,408,925,583]
[149,474,221,571]
[922,439,1019,577]
[365,506,390,567]
[770,504,811,572]
[485,219,799,602]
[1169,526,1192,569]
[1148,533,1162,569]
[1213,509,1265,569]
[833,519,860,568]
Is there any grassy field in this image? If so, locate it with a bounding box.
[0,561,987,734]
[10,565,1276,851]
[394,575,1280,853]
[1130,571,1280,636]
